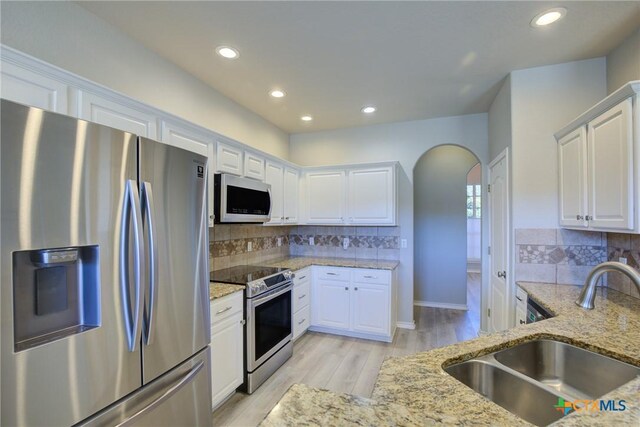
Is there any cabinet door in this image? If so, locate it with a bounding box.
[244,151,265,181]
[0,62,68,113]
[587,98,634,230]
[305,171,346,224]
[160,120,210,156]
[78,91,158,138]
[210,313,243,408]
[558,127,588,228]
[265,161,284,224]
[351,282,389,335]
[216,142,243,176]
[283,168,300,224]
[312,279,350,329]
[347,166,395,225]
[515,304,527,327]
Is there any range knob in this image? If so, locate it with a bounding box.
[283,271,294,280]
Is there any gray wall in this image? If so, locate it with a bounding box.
[414,145,479,306]
[606,28,640,94]
[488,76,512,162]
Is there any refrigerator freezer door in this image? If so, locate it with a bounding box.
[1,100,142,426]
[76,347,212,427]
[138,138,210,384]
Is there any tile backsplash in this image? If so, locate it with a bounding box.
[289,226,400,260]
[515,228,640,299]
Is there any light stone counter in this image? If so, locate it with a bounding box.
[262,256,399,271]
[209,282,245,300]
[261,282,640,426]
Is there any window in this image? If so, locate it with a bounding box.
[467,184,481,218]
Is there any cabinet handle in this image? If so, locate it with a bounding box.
[281,216,285,220]
[515,296,523,302]
[298,294,306,299]
[298,319,306,325]
[215,306,233,315]
[354,287,358,291]
[363,275,377,279]
[344,287,349,291]
[327,272,338,276]
[299,275,306,280]
[241,319,246,325]
[585,215,593,221]
[576,215,584,220]
[519,320,526,325]
[285,217,290,220]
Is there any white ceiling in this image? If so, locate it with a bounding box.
[78,1,640,134]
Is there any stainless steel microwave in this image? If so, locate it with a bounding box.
[214,173,271,223]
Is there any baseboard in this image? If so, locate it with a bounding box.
[396,321,416,330]
[414,300,468,311]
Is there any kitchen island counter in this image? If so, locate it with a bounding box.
[262,256,399,271]
[261,282,640,426]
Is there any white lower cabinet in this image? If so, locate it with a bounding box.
[210,291,244,409]
[292,268,311,340]
[310,266,396,342]
[515,286,528,327]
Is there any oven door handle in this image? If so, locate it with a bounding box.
[251,282,293,305]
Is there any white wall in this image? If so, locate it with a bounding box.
[606,28,640,95]
[414,146,479,306]
[0,1,289,159]
[510,58,607,229]
[290,113,489,326]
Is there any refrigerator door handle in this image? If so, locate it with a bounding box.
[141,181,158,345]
[120,179,145,352]
[115,360,205,427]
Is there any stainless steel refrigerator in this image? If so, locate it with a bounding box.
[1,100,212,426]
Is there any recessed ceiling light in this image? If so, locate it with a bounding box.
[361,106,376,114]
[531,8,567,27]
[216,46,239,59]
[301,115,313,122]
[270,90,286,98]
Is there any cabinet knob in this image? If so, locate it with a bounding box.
[344,287,349,291]
[354,287,358,291]
[585,215,593,221]
[285,217,290,220]
[519,320,526,325]
[576,215,584,220]
[281,217,285,220]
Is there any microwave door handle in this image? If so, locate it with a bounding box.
[142,182,158,346]
[267,187,272,218]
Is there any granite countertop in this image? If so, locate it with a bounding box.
[209,282,245,300]
[261,282,640,426]
[262,256,400,271]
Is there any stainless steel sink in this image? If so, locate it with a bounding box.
[494,339,640,400]
[444,339,640,426]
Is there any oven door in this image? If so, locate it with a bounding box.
[246,283,293,371]
[215,174,271,223]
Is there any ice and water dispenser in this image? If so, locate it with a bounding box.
[13,246,100,351]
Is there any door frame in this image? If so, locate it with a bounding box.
[485,147,511,333]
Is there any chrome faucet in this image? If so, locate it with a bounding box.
[576,261,640,309]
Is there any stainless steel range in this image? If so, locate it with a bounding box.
[211,265,294,393]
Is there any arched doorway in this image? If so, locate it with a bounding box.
[413,144,481,342]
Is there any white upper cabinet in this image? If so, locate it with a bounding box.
[160,120,210,156]
[558,127,588,228]
[265,161,284,224]
[283,168,299,224]
[587,98,633,230]
[305,170,347,224]
[78,91,158,138]
[556,83,639,233]
[347,166,396,225]
[1,61,68,114]
[244,151,265,181]
[216,141,243,176]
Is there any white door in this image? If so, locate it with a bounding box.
[347,166,395,225]
[587,98,634,231]
[351,282,389,335]
[265,161,284,224]
[305,171,346,224]
[210,313,243,408]
[1,61,69,113]
[558,127,588,228]
[283,168,299,223]
[488,148,509,333]
[244,151,265,181]
[77,91,157,138]
[160,120,210,156]
[312,279,350,329]
[216,142,243,176]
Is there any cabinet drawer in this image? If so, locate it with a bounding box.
[293,305,310,340]
[210,291,243,324]
[315,267,349,282]
[293,281,310,313]
[353,269,390,285]
[293,268,311,286]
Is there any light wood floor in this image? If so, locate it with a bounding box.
[212,273,481,426]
